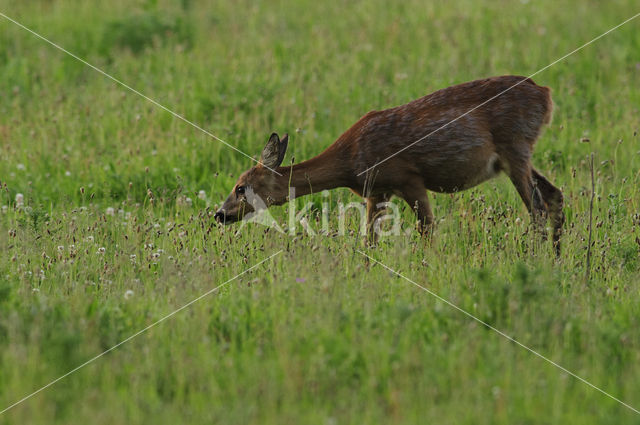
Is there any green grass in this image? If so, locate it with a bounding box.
[1,0,640,423]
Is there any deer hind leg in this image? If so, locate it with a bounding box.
[508,163,548,240]
[532,168,565,256]
[400,186,434,236]
[366,194,390,244]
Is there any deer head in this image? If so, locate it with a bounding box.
[214,133,289,224]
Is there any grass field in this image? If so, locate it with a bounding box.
[1,0,640,423]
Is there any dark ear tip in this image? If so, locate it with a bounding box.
[269,132,279,140]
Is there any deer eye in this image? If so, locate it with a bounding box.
[236,185,246,195]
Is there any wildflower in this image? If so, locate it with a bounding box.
[198,190,206,200]
[124,289,134,299]
[65,171,71,177]
[296,278,306,283]
[130,254,137,263]
[152,252,160,260]
[17,163,25,170]
[15,193,24,207]
[106,207,115,216]
[97,247,106,254]
[57,245,65,252]
[185,197,193,207]
[86,235,94,242]
[1,205,7,213]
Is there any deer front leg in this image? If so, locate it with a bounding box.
[366,194,389,244]
[400,186,434,236]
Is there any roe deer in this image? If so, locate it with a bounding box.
[215,75,565,254]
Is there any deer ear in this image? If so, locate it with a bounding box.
[260,133,288,169]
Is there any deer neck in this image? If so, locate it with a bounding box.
[273,146,352,201]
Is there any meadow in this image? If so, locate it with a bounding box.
[1,0,640,423]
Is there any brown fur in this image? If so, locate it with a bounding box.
[216,75,564,254]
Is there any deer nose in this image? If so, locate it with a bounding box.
[214,210,225,223]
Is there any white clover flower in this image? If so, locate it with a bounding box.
[15,193,24,207]
[105,207,115,216]
[198,190,206,200]
[185,197,192,207]
[86,235,94,242]
[97,247,106,254]
[57,245,65,252]
[17,163,25,170]
[152,252,160,260]
[124,289,134,299]
[65,171,71,177]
